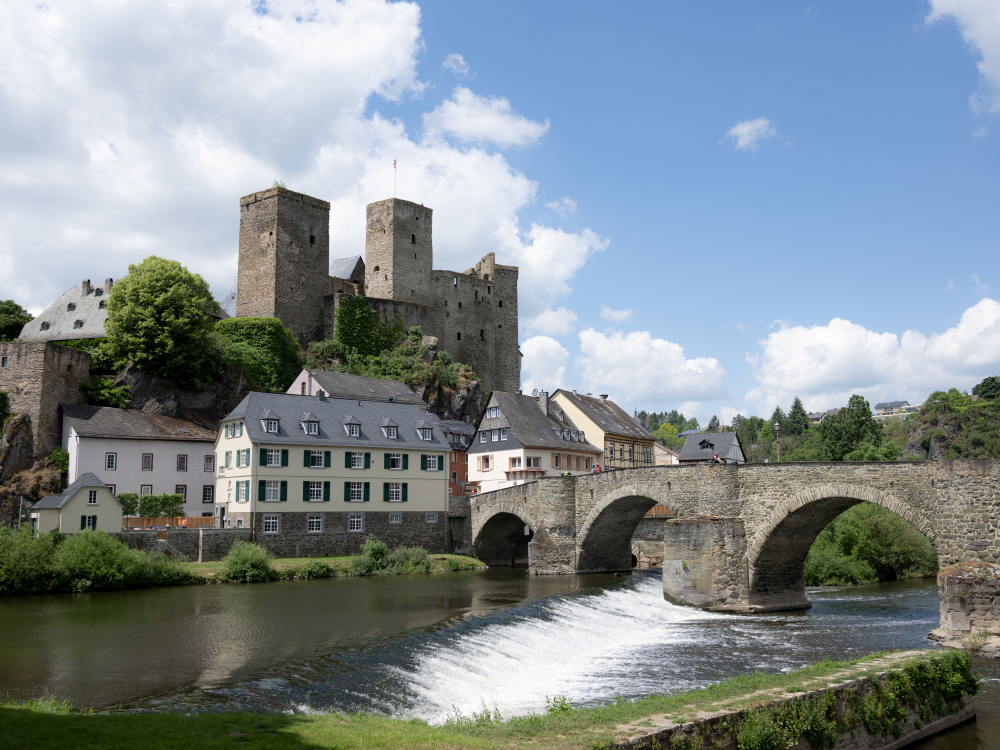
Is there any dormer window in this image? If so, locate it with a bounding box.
[699,441,714,451]
[99,300,106,309]
[67,303,76,311]
[95,288,103,297]
[40,322,49,331]
[486,406,501,419]
[384,426,397,438]
[73,320,84,329]
[349,424,360,437]
[266,419,279,433]
[301,421,318,434]
[419,428,432,440]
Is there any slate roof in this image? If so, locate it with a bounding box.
[678,432,744,463]
[30,473,117,510]
[62,405,216,442]
[677,429,703,438]
[471,391,602,454]
[219,292,237,318]
[875,401,909,410]
[20,279,113,342]
[306,370,425,405]
[552,390,653,440]
[225,392,448,450]
[331,255,365,282]
[424,413,476,450]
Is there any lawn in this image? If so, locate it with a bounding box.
[181,553,484,578]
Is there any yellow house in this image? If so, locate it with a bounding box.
[550,390,656,470]
[29,473,122,534]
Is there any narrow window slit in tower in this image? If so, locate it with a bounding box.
[309,235,315,245]
[411,234,416,244]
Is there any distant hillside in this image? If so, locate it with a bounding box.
[902,388,1000,460]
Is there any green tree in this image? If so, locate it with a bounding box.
[116,492,140,517]
[706,415,720,432]
[138,493,185,518]
[0,300,32,341]
[973,375,1000,401]
[786,396,810,436]
[769,405,786,428]
[818,394,885,461]
[653,422,682,448]
[80,378,133,408]
[216,317,302,392]
[334,295,404,359]
[102,256,221,388]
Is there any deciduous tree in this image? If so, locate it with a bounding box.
[0,300,32,341]
[818,394,886,461]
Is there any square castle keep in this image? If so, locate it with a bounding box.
[234,187,520,395]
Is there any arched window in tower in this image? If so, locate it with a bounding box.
[487,285,492,295]
[411,234,416,244]
[457,332,462,341]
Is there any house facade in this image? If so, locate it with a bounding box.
[678,432,746,464]
[873,401,921,422]
[466,391,602,493]
[550,390,655,471]
[30,473,123,533]
[62,405,218,517]
[214,391,449,555]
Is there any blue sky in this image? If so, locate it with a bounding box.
[1,1,998,423]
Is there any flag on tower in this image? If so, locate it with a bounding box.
[393,159,397,169]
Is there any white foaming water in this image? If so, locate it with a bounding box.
[397,575,731,723]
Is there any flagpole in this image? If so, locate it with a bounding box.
[393,158,397,197]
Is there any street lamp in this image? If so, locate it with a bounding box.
[774,422,781,463]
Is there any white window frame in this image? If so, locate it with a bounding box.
[309,481,323,501]
[481,455,491,470]
[266,419,279,433]
[425,455,440,471]
[175,485,186,500]
[426,513,438,524]
[480,432,487,444]
[140,485,153,495]
[500,428,508,441]
[265,480,280,501]
[388,482,402,502]
[238,481,248,502]
[420,428,432,440]
[347,423,360,437]
[105,453,117,471]
[526,457,540,468]
[388,511,402,524]
[266,449,281,467]
[384,425,398,438]
[141,453,153,471]
[204,455,215,472]
[491,429,499,442]
[87,490,98,505]
[106,484,115,495]
[177,454,188,472]
[350,482,363,502]
[389,454,402,470]
[510,456,522,469]
[263,514,280,534]
[306,514,323,533]
[306,422,319,435]
[311,450,324,468]
[348,513,364,533]
[350,452,364,469]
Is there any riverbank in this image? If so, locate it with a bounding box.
[0,651,978,750]
[183,552,485,579]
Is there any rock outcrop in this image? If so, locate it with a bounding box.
[0,458,64,527]
[0,414,35,485]
[114,362,251,429]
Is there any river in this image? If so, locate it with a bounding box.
[1,571,997,747]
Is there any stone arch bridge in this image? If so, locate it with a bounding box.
[468,460,1000,612]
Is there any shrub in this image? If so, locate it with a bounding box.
[80,377,133,408]
[48,448,69,472]
[50,531,191,592]
[296,559,333,580]
[0,527,57,594]
[737,709,785,750]
[361,535,389,567]
[384,546,433,574]
[216,317,302,392]
[349,554,378,576]
[220,540,276,583]
[117,492,139,517]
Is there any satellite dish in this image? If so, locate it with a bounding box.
[531,388,539,397]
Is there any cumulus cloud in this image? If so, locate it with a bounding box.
[575,328,728,406]
[443,52,469,77]
[525,307,578,336]
[0,0,601,330]
[545,196,576,218]
[720,406,747,428]
[521,335,569,395]
[423,86,550,147]
[600,306,634,323]
[745,298,1000,414]
[722,117,779,151]
[928,0,1000,113]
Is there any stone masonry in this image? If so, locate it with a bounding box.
[0,342,91,459]
[470,460,1000,611]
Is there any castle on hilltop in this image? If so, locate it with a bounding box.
[230,187,520,395]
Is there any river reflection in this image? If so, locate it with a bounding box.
[0,571,995,747]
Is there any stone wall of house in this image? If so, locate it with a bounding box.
[0,342,90,458]
[447,494,472,555]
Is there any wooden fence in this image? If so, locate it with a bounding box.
[122,516,217,530]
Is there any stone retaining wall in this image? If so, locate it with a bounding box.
[931,561,1000,656]
[114,529,252,562]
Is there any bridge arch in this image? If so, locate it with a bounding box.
[472,504,537,568]
[745,483,937,610]
[576,485,662,573]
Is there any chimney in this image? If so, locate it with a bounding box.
[537,390,549,415]
[81,279,91,295]
[600,393,608,402]
[104,278,113,293]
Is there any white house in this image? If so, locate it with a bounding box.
[30,473,123,533]
[467,390,603,493]
[62,405,218,517]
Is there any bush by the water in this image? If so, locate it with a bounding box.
[295,559,334,579]
[0,527,193,595]
[350,536,434,576]
[219,540,277,583]
[804,503,938,586]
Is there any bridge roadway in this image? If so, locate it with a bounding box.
[468,460,1000,612]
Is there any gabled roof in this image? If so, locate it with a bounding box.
[552,390,654,440]
[472,391,602,454]
[30,473,119,510]
[875,401,909,410]
[219,291,237,318]
[302,370,424,406]
[678,432,744,463]
[300,412,319,422]
[330,255,365,282]
[62,405,215,442]
[20,279,113,342]
[677,429,702,437]
[225,392,447,450]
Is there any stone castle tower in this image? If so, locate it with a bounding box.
[234,188,520,395]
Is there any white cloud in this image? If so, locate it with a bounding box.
[545,196,576,218]
[575,328,728,406]
[946,278,958,292]
[972,273,990,295]
[719,406,747,428]
[520,335,569,395]
[974,124,989,136]
[600,306,634,323]
[0,0,601,327]
[745,298,1000,414]
[525,307,578,336]
[423,86,550,147]
[928,0,1000,113]
[443,52,469,77]
[722,117,778,151]
[734,321,751,331]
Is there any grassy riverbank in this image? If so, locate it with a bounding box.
[0,651,978,750]
[183,552,485,579]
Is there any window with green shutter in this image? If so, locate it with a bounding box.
[90,515,97,529]
[343,482,351,502]
[421,454,427,471]
[401,483,408,502]
[303,481,310,502]
[402,454,409,470]
[259,449,267,466]
[304,450,311,468]
[279,481,287,501]
[80,515,86,530]
[258,479,266,499]
[383,482,390,502]
[345,451,352,469]
[323,481,330,501]
[384,453,390,470]
[281,449,288,467]
[364,452,371,469]
[363,482,370,502]
[324,451,331,468]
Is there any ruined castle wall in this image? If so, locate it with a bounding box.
[237,188,330,344]
[0,342,90,458]
[364,199,433,305]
